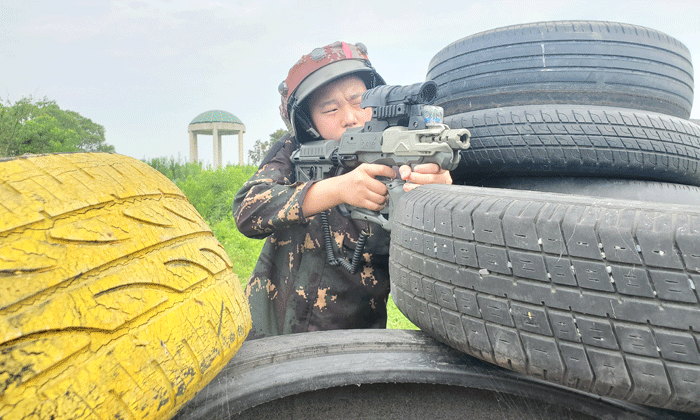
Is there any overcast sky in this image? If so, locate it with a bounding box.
[2,0,699,166]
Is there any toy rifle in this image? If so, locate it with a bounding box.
[291,81,471,232]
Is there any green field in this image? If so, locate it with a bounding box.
[146,158,417,330]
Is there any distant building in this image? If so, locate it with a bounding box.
[188,110,245,168]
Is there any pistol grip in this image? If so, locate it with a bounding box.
[345,179,405,231]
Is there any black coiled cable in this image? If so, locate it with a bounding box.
[321,210,368,274]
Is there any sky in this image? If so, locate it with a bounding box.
[1,0,699,167]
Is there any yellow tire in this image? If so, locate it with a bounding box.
[0,153,251,420]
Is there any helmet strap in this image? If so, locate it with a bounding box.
[293,102,321,141]
[305,125,321,139]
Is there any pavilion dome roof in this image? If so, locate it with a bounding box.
[189,110,243,125]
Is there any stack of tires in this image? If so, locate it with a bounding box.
[389,21,700,415]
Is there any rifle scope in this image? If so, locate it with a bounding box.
[360,81,437,108]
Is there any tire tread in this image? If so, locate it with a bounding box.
[390,184,700,413]
[0,153,251,420]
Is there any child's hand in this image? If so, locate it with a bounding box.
[337,163,397,211]
[399,163,452,192]
[302,163,396,216]
[302,163,448,217]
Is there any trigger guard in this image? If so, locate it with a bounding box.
[337,203,352,218]
[350,208,391,231]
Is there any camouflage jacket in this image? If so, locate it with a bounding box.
[233,134,391,339]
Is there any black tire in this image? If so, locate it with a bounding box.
[427,20,694,119]
[390,184,700,414]
[458,176,700,206]
[173,329,692,420]
[445,105,700,186]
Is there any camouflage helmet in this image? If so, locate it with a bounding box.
[279,41,385,141]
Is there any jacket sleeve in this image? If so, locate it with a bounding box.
[232,134,316,239]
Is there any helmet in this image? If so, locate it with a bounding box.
[279,41,385,141]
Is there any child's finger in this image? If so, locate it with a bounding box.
[410,163,441,174]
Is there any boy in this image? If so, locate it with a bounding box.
[233,42,450,338]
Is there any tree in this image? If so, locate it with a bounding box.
[248,128,287,166]
[0,96,115,157]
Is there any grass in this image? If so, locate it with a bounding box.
[387,295,419,330]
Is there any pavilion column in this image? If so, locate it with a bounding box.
[189,131,198,163]
[212,127,222,169]
[238,132,244,166]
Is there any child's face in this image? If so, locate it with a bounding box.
[308,75,372,140]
